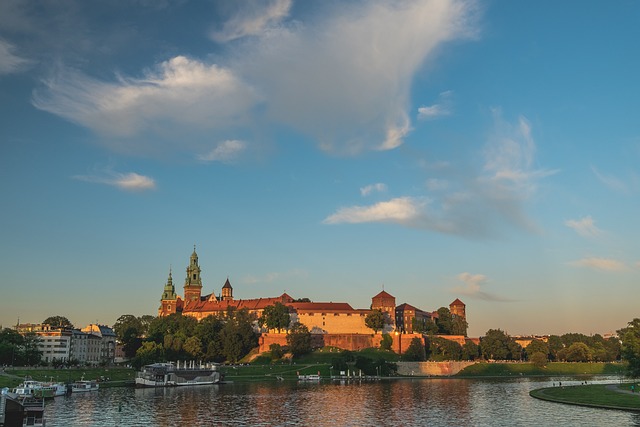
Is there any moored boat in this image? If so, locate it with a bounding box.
[135,361,221,387]
[71,376,99,393]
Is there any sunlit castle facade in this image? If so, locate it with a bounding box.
[158,248,467,338]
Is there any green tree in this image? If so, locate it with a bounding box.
[429,337,462,361]
[380,333,393,351]
[365,309,386,334]
[402,337,426,361]
[451,316,468,336]
[133,341,165,369]
[436,307,453,335]
[260,302,291,332]
[462,340,480,361]
[481,329,513,360]
[21,333,42,365]
[564,342,592,362]
[618,318,640,377]
[184,336,203,358]
[547,335,564,361]
[530,352,547,368]
[525,339,549,360]
[0,328,24,365]
[269,343,284,360]
[42,315,73,329]
[287,322,312,357]
[113,314,145,358]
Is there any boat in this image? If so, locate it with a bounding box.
[135,361,221,387]
[298,374,321,381]
[13,378,66,399]
[71,376,99,393]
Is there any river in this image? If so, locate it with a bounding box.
[44,376,639,426]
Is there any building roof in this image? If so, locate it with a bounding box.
[183,293,295,314]
[222,278,232,289]
[289,302,355,312]
[372,290,395,300]
[396,302,432,317]
[450,298,465,306]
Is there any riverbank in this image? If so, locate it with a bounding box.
[456,361,625,377]
[0,366,136,388]
[530,383,640,411]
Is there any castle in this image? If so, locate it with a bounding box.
[158,248,467,349]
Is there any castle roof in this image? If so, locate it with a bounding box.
[396,302,431,317]
[183,293,294,314]
[289,302,356,312]
[450,298,465,306]
[222,278,232,289]
[372,290,395,300]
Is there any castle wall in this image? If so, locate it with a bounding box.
[259,333,383,353]
[293,312,371,334]
[396,361,476,376]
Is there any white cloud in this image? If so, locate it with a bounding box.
[73,170,156,192]
[569,257,627,272]
[360,183,388,196]
[197,140,246,163]
[591,166,639,194]
[0,39,31,74]
[565,216,602,237]
[451,272,512,302]
[323,197,424,225]
[33,56,259,139]
[325,113,553,238]
[210,0,292,43]
[417,90,453,120]
[32,1,479,157]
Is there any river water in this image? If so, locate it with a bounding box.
[44,376,639,426]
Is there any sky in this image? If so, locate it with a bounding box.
[1,0,639,338]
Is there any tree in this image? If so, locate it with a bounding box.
[114,314,145,358]
[481,329,513,360]
[525,339,549,361]
[462,340,480,361]
[133,341,165,369]
[42,316,73,329]
[618,318,640,377]
[451,316,468,336]
[547,335,564,361]
[436,307,453,335]
[429,337,462,361]
[269,343,284,360]
[380,333,393,351]
[184,336,203,359]
[365,309,386,334]
[530,352,547,368]
[402,337,426,361]
[564,342,592,362]
[287,322,312,357]
[260,302,291,332]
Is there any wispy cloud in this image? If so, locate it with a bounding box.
[569,257,627,272]
[324,113,554,238]
[360,183,387,196]
[565,216,602,237]
[210,0,292,43]
[197,140,246,163]
[33,1,479,157]
[591,166,639,195]
[73,170,156,192]
[33,56,259,140]
[451,272,513,301]
[0,39,31,75]
[417,90,453,120]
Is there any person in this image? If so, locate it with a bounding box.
[632,384,635,393]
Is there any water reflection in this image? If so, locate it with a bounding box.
[44,377,637,426]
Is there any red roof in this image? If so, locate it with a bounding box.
[289,302,354,312]
[372,290,395,300]
[183,293,294,314]
[450,298,465,306]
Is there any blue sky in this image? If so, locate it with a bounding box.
[1,0,639,338]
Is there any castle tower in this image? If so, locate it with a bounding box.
[159,268,177,316]
[371,290,396,328]
[449,298,466,320]
[184,246,203,303]
[221,278,233,301]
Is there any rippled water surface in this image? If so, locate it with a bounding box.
[45,377,640,426]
